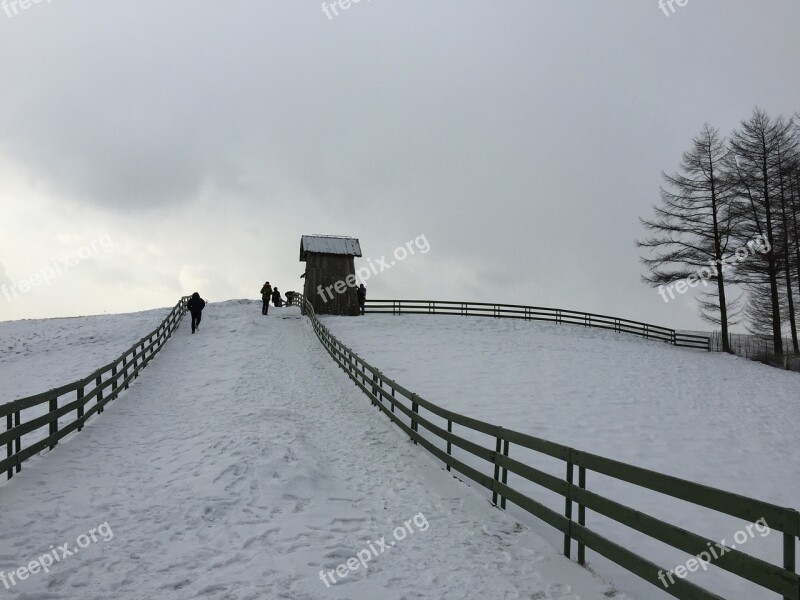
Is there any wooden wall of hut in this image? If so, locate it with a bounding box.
[302,253,359,316]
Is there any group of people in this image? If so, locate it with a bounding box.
[184,279,365,337]
[259,282,296,315]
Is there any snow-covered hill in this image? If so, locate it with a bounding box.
[0,306,171,401]
[0,305,173,454]
[0,301,629,600]
[323,313,800,600]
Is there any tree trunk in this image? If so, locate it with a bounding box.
[777,154,799,353]
[761,147,784,355]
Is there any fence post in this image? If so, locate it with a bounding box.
[49,397,58,449]
[371,372,378,407]
[6,411,13,479]
[784,532,797,600]
[123,355,129,390]
[134,344,141,378]
[96,375,104,413]
[493,436,502,505]
[411,395,419,444]
[390,386,396,414]
[564,453,574,558]
[501,440,509,510]
[578,466,586,565]
[76,386,85,432]
[111,365,118,399]
[14,408,21,473]
[446,420,452,472]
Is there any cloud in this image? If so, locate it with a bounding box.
[0,0,798,328]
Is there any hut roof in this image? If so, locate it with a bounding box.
[300,235,362,261]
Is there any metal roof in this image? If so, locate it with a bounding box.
[300,235,362,261]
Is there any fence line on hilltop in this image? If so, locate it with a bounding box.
[1,297,190,481]
[363,299,711,350]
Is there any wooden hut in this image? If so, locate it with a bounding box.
[300,235,362,316]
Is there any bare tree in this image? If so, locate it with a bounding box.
[791,160,800,303]
[638,124,738,351]
[728,108,785,354]
[773,117,800,351]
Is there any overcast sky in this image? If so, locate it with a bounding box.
[1,0,798,330]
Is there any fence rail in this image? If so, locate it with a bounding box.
[364,299,711,350]
[1,297,189,480]
[296,295,799,600]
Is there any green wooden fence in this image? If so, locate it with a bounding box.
[295,295,799,600]
[1,297,189,480]
[364,299,710,350]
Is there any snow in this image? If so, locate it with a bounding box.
[0,301,631,599]
[0,306,172,454]
[0,307,170,401]
[323,313,800,600]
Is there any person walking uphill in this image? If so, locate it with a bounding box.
[187,292,206,334]
[260,281,272,315]
[271,287,283,308]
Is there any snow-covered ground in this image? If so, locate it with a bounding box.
[0,307,171,401]
[0,301,630,600]
[1,306,172,454]
[324,313,800,600]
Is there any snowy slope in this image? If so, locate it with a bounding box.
[0,301,631,600]
[0,306,172,456]
[0,306,171,401]
[323,313,800,600]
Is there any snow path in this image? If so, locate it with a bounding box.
[0,301,627,600]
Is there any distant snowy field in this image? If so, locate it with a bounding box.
[0,307,171,453]
[1,307,170,402]
[323,313,800,600]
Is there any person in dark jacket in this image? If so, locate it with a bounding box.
[260,281,272,315]
[285,290,295,305]
[357,283,366,315]
[186,292,206,334]
[272,287,283,307]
